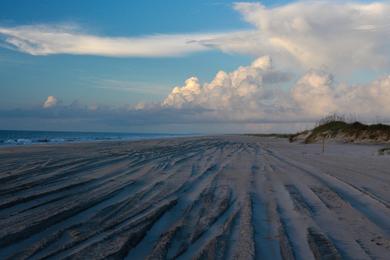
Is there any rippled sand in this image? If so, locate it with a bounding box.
[0,136,389,259]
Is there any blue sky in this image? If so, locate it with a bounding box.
[1,0,389,133]
[0,0,260,107]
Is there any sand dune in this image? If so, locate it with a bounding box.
[0,136,389,259]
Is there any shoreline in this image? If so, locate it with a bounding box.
[0,133,200,148]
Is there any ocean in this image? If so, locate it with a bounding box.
[0,130,185,146]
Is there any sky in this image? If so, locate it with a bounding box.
[1,0,390,133]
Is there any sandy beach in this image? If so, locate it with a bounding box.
[0,135,389,259]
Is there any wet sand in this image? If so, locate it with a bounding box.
[0,135,389,259]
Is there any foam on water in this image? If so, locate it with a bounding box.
[0,130,188,146]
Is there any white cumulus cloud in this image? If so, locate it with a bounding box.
[290,72,390,120]
[162,56,390,123]
[162,56,295,121]
[291,71,337,117]
[43,96,58,108]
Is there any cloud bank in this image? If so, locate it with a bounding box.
[2,56,389,133]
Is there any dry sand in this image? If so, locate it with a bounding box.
[0,135,389,259]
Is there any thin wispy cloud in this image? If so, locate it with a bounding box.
[91,78,169,95]
[0,24,230,57]
[2,1,390,73]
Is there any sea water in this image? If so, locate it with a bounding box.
[0,130,185,146]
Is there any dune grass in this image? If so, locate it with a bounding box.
[378,147,390,156]
[304,120,390,143]
[288,113,390,144]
